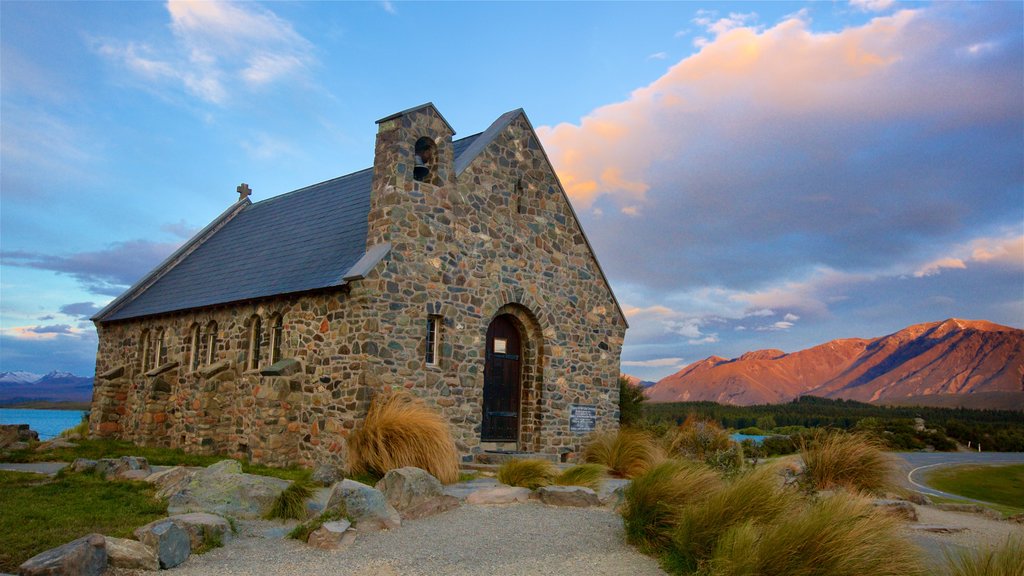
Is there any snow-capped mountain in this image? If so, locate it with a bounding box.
[0,370,93,404]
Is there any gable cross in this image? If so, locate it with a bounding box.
[237,183,252,202]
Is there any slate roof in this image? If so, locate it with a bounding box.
[98,131,484,323]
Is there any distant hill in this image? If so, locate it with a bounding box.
[646,319,1024,410]
[0,371,93,405]
[621,374,657,389]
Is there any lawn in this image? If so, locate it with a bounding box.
[923,463,1024,513]
[0,470,167,572]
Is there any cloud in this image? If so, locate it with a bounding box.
[59,302,102,318]
[850,0,895,13]
[2,239,180,296]
[622,357,686,368]
[381,1,397,15]
[5,324,88,340]
[160,220,200,239]
[94,1,315,105]
[0,332,97,375]
[648,52,668,60]
[915,233,1023,277]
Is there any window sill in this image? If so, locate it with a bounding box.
[199,359,231,379]
[145,361,179,378]
[99,365,125,380]
[260,358,300,377]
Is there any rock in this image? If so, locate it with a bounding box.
[376,467,444,511]
[96,456,150,479]
[872,499,918,521]
[904,493,932,506]
[598,478,630,508]
[311,463,343,486]
[537,486,601,507]
[465,486,532,505]
[933,503,1003,520]
[1,424,38,449]
[105,536,158,570]
[401,494,460,520]
[442,477,502,501]
[1007,513,1024,524]
[18,533,106,576]
[70,458,98,474]
[135,519,191,569]
[326,479,401,531]
[163,512,233,549]
[167,459,289,519]
[146,466,196,499]
[908,524,967,534]
[307,519,354,550]
[33,438,77,452]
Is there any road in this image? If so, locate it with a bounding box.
[888,451,1024,503]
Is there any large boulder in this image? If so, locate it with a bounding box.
[105,536,158,571]
[18,533,106,576]
[167,459,289,519]
[326,479,401,531]
[872,499,918,522]
[307,519,354,550]
[465,486,532,505]
[147,466,198,500]
[311,463,343,486]
[161,513,233,549]
[537,486,601,507]
[135,519,190,569]
[96,456,151,480]
[376,467,443,510]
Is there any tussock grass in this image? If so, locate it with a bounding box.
[707,493,924,576]
[497,458,556,489]
[665,416,734,461]
[287,508,344,541]
[621,459,721,554]
[265,480,314,520]
[555,463,606,490]
[666,466,798,573]
[60,416,90,439]
[348,391,460,484]
[941,536,1024,576]
[801,431,892,493]
[583,428,662,479]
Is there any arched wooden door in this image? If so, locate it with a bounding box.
[482,314,521,442]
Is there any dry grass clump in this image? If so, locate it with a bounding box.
[707,493,924,576]
[942,536,1024,576]
[801,431,892,493]
[347,391,459,484]
[265,480,314,520]
[555,463,606,491]
[666,416,734,461]
[621,459,721,554]
[583,428,662,479]
[497,458,556,489]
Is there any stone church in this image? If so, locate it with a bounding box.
[90,104,627,468]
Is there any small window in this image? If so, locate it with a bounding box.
[154,328,167,368]
[205,321,218,366]
[425,315,442,366]
[247,316,262,371]
[270,314,284,364]
[189,323,201,371]
[413,137,436,183]
[139,329,151,372]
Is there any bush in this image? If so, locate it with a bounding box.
[348,391,460,484]
[620,376,647,425]
[667,416,734,461]
[801,431,892,493]
[555,463,606,490]
[942,536,1024,576]
[584,428,662,479]
[708,493,924,576]
[760,435,797,456]
[265,480,314,520]
[497,459,556,489]
[621,459,721,554]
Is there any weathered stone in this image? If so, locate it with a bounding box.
[146,466,196,499]
[904,493,932,506]
[167,459,289,519]
[18,533,106,576]
[1,424,38,449]
[537,485,601,507]
[105,536,158,571]
[872,499,917,522]
[465,486,532,505]
[135,519,191,569]
[376,467,444,511]
[163,512,233,549]
[307,519,353,550]
[311,463,343,486]
[33,438,77,452]
[401,494,460,520]
[70,458,98,473]
[933,503,1003,520]
[326,479,401,531]
[908,524,967,534]
[96,456,151,479]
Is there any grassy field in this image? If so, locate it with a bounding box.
[924,464,1024,514]
[0,470,167,572]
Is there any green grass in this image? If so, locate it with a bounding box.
[923,464,1024,512]
[941,536,1024,576]
[1,438,311,482]
[265,480,314,520]
[555,463,606,490]
[621,459,721,554]
[0,470,167,572]
[288,508,345,541]
[497,458,556,489]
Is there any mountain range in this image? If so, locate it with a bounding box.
[0,371,94,404]
[644,319,1024,410]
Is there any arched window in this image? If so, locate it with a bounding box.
[247,316,262,371]
[205,321,218,366]
[270,314,284,365]
[413,136,436,183]
[154,328,167,368]
[189,323,201,371]
[139,329,151,372]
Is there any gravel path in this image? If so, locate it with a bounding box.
[115,502,667,576]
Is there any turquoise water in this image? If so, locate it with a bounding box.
[731,433,768,444]
[0,408,87,440]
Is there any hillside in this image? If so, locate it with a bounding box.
[0,371,94,405]
[646,319,1024,409]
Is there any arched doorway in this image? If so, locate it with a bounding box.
[482,314,521,442]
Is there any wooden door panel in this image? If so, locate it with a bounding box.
[482,315,521,442]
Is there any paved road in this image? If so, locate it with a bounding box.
[0,461,68,475]
[888,451,1024,503]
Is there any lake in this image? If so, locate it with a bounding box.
[0,408,88,440]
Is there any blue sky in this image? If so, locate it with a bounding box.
[1,1,1021,381]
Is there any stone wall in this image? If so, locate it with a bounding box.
[91,106,625,468]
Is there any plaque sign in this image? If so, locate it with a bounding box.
[569,404,597,434]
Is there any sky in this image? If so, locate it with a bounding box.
[1,1,1021,381]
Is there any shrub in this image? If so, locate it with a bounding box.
[619,376,647,426]
[60,415,90,439]
[800,431,892,493]
[621,459,721,554]
[348,391,460,484]
[555,463,606,490]
[666,416,734,461]
[708,493,924,576]
[265,480,314,520]
[497,459,556,489]
[942,536,1024,576]
[666,466,798,574]
[584,428,662,479]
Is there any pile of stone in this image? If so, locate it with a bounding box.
[0,424,39,450]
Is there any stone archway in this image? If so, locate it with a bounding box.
[483,303,544,451]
